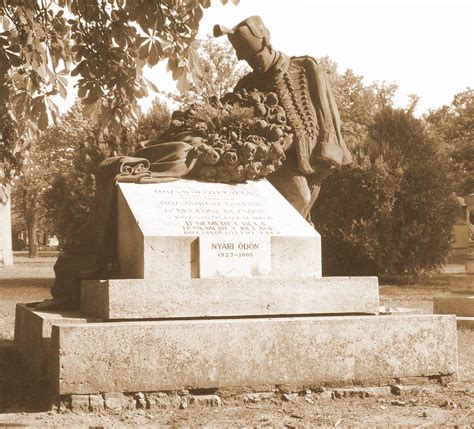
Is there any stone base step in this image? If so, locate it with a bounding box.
[80,276,380,320]
[14,303,101,382]
[14,305,457,396]
[457,317,474,329]
[433,296,474,317]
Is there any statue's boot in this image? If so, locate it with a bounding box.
[34,297,77,311]
[35,252,99,311]
[314,140,352,167]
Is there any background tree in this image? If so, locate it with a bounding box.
[314,107,458,276]
[11,103,89,254]
[317,56,397,151]
[42,106,138,249]
[12,157,47,257]
[135,97,171,143]
[40,99,170,249]
[164,36,248,109]
[425,88,474,197]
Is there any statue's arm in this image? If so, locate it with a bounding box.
[233,72,257,93]
[304,56,352,166]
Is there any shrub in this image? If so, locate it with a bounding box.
[313,108,459,276]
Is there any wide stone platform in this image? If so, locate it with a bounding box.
[80,276,379,319]
[15,305,458,396]
[14,304,100,384]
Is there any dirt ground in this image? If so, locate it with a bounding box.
[0,256,473,427]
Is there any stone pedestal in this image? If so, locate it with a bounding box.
[464,193,474,273]
[80,276,380,319]
[14,179,459,398]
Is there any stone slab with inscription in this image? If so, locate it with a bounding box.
[116,179,321,279]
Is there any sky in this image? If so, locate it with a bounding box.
[58,0,474,117]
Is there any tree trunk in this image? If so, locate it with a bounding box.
[0,193,13,266]
[26,215,38,258]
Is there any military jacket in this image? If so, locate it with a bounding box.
[234,52,352,175]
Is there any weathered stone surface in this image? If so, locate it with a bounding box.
[282,392,298,401]
[243,392,275,402]
[51,314,457,395]
[80,277,380,319]
[189,394,222,407]
[395,376,435,386]
[14,304,101,382]
[146,393,181,410]
[69,394,89,412]
[117,180,322,280]
[332,386,391,398]
[378,306,423,315]
[390,384,419,396]
[134,392,146,409]
[89,394,104,411]
[433,296,474,317]
[103,392,132,410]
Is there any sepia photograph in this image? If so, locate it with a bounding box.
[0,0,473,426]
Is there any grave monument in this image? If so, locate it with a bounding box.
[15,16,457,405]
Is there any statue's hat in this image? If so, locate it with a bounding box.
[213,15,270,41]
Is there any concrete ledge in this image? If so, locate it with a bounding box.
[14,304,101,382]
[51,314,457,395]
[80,277,380,320]
[433,296,474,317]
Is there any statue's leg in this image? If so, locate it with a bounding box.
[36,251,97,310]
[267,152,312,219]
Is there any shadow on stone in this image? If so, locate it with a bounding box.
[0,338,51,413]
[0,278,52,288]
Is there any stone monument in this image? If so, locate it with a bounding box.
[15,177,457,400]
[14,16,458,405]
[433,192,474,329]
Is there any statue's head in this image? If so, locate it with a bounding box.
[213,16,275,73]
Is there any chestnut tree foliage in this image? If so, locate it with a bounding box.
[0,0,238,197]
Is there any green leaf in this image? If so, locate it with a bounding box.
[57,76,68,99]
[147,41,163,67]
[38,107,49,130]
[138,41,150,60]
[144,77,158,92]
